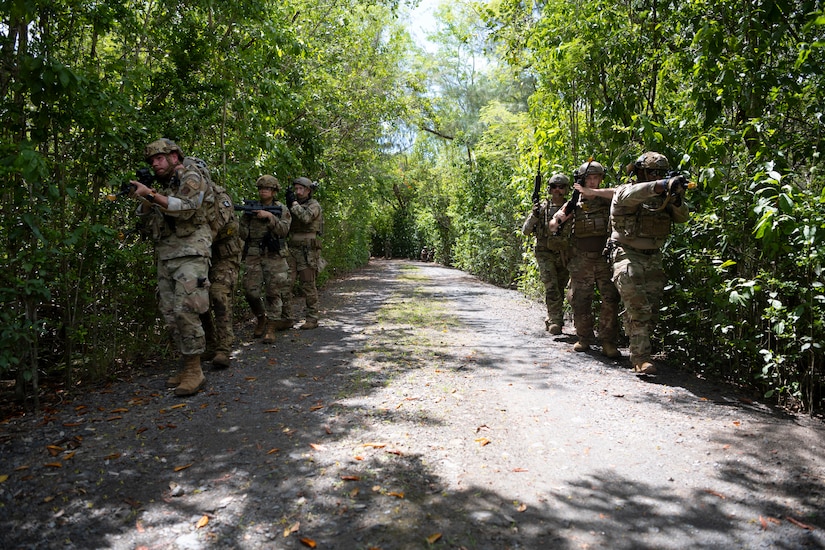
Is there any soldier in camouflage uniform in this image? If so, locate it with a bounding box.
[284,177,324,330]
[201,179,242,369]
[131,139,212,396]
[240,175,292,343]
[522,173,571,334]
[549,161,621,359]
[608,152,690,374]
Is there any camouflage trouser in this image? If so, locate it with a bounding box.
[568,250,620,345]
[535,248,569,326]
[201,250,241,354]
[243,252,291,321]
[157,256,211,356]
[611,246,665,365]
[285,240,320,321]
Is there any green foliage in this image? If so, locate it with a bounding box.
[0,0,413,400]
[411,0,825,412]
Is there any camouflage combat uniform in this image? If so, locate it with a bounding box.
[609,179,690,371]
[522,198,570,330]
[201,200,242,364]
[285,180,323,326]
[568,194,621,350]
[137,161,213,357]
[240,199,292,333]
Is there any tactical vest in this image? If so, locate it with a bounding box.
[612,197,672,240]
[538,202,570,251]
[149,170,210,240]
[290,198,323,235]
[241,202,286,256]
[572,196,611,239]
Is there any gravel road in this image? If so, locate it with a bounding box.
[1,259,823,549]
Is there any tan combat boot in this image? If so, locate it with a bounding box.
[166,358,183,388]
[212,351,231,369]
[166,370,182,388]
[274,318,294,331]
[633,360,657,374]
[175,354,205,396]
[601,341,621,359]
[262,321,278,344]
[547,323,562,335]
[573,340,590,352]
[253,315,267,338]
[248,298,267,338]
[299,318,319,330]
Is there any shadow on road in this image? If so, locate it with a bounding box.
[1,259,823,549]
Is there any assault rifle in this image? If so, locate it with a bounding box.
[656,170,696,210]
[553,160,589,235]
[106,167,156,201]
[532,154,542,206]
[234,199,283,217]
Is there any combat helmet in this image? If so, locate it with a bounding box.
[144,138,183,161]
[256,175,280,192]
[547,173,570,193]
[576,160,606,177]
[292,177,318,192]
[634,152,670,175]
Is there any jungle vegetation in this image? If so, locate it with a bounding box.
[1,0,823,413]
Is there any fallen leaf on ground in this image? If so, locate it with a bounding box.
[196,515,209,528]
[386,449,403,456]
[267,448,280,454]
[309,443,324,451]
[283,521,300,537]
[47,445,65,457]
[475,437,491,446]
[299,538,317,548]
[174,463,193,472]
[0,474,8,483]
[512,468,528,472]
[44,462,62,468]
[703,489,726,499]
[14,465,30,471]
[309,404,324,411]
[388,491,404,498]
[104,453,121,461]
[264,408,280,413]
[786,516,814,530]
[516,503,527,512]
[427,533,442,544]
[341,475,361,481]
[170,404,186,410]
[363,443,386,449]
[111,408,129,413]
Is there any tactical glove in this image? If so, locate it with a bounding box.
[667,175,688,195]
[285,188,296,206]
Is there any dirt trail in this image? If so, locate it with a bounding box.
[1,259,824,549]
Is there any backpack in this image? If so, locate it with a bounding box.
[183,156,239,242]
